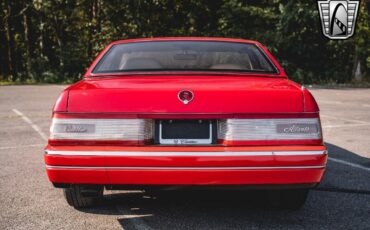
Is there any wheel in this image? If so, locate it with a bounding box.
[267,188,309,210]
[63,185,104,209]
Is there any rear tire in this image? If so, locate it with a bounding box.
[267,188,309,210]
[63,185,103,209]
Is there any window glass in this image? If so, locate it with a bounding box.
[93,41,276,74]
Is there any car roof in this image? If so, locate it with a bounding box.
[109,37,261,46]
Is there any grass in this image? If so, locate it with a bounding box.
[0,79,71,86]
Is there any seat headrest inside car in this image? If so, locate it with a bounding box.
[122,58,162,70]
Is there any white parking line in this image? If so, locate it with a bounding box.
[323,123,370,128]
[321,114,370,125]
[328,157,370,173]
[12,109,48,141]
[319,100,370,108]
[0,144,44,150]
[319,100,344,104]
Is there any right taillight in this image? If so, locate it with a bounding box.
[218,118,322,146]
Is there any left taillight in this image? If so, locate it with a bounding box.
[49,118,154,145]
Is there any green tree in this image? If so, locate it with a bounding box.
[0,0,368,84]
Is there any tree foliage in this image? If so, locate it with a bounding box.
[0,0,369,84]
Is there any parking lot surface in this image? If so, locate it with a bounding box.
[0,85,369,230]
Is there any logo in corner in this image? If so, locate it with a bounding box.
[178,90,194,105]
[317,0,360,40]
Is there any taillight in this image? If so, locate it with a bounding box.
[218,118,322,146]
[49,118,153,145]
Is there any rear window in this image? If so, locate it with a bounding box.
[93,41,277,74]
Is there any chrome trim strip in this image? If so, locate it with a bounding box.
[54,112,319,115]
[45,165,325,170]
[45,150,327,157]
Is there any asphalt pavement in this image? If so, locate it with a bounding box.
[0,85,369,230]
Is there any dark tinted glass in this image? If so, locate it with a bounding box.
[93,41,276,73]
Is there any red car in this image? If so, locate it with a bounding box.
[45,37,327,209]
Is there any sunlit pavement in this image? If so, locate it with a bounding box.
[0,85,369,230]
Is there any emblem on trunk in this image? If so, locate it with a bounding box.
[178,90,194,105]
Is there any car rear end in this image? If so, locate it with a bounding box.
[46,115,326,185]
[44,38,327,209]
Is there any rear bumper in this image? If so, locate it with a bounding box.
[44,145,327,186]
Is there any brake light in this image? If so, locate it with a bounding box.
[49,118,153,145]
[218,118,322,146]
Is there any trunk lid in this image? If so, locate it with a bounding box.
[67,76,304,114]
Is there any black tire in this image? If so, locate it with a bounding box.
[63,185,103,209]
[267,188,309,210]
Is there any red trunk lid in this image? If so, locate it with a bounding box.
[66,76,304,114]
